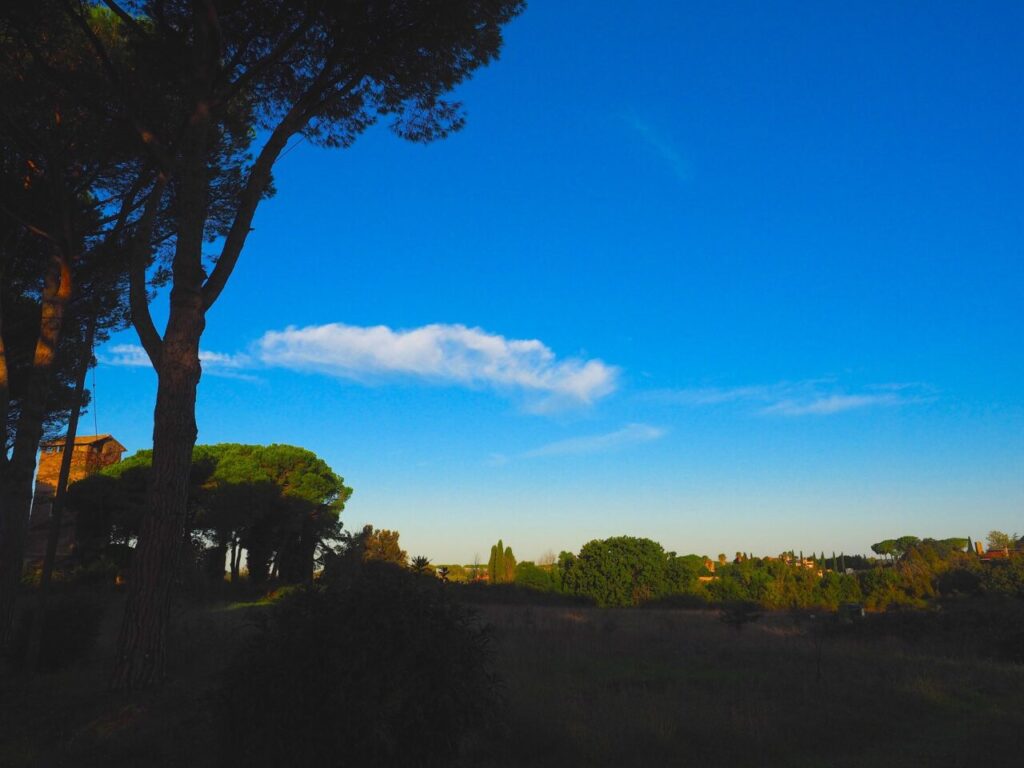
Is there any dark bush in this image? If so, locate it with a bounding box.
[219,562,499,767]
[719,600,762,631]
[10,586,106,671]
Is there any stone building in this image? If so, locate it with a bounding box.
[25,434,126,564]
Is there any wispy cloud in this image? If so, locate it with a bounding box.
[255,322,619,410]
[523,423,666,458]
[648,380,931,416]
[626,114,689,182]
[103,344,255,380]
[762,393,905,416]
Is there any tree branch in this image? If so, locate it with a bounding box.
[60,0,173,172]
[100,0,148,37]
[128,176,168,370]
[202,62,358,310]
[214,11,315,111]
[0,202,60,245]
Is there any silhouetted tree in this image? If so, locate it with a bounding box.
[0,3,159,646]
[11,0,523,689]
[361,526,407,567]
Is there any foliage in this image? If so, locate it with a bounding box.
[979,558,1024,599]
[359,525,408,567]
[666,553,709,592]
[437,563,470,583]
[67,443,351,583]
[488,539,516,584]
[987,530,1018,551]
[514,561,557,592]
[410,555,433,575]
[560,536,674,607]
[219,562,498,767]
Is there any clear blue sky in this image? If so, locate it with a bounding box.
[96,1,1023,563]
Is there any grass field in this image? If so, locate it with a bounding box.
[3,594,1023,767]
[473,605,1024,766]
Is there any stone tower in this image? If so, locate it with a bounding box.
[25,434,126,564]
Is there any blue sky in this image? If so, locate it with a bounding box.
[96,1,1023,562]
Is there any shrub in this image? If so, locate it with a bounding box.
[219,562,499,767]
[980,559,1024,599]
[561,536,672,607]
[514,561,557,592]
[10,587,107,671]
[719,600,762,631]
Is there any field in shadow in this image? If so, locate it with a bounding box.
[3,590,1023,767]
[474,604,1024,767]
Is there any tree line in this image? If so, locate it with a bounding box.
[450,533,1024,611]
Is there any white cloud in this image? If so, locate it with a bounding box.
[523,423,666,458]
[649,380,930,416]
[256,322,618,409]
[103,344,254,379]
[104,344,152,367]
[198,350,252,370]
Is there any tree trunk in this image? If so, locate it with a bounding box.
[25,313,96,671]
[0,249,72,650]
[111,295,204,690]
[205,540,227,582]
[112,59,213,687]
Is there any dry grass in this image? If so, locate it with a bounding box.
[472,605,1024,767]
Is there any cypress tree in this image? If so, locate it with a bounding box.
[487,545,498,582]
[495,540,506,584]
[504,546,516,582]
[967,536,974,555]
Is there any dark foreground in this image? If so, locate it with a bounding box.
[3,590,1023,767]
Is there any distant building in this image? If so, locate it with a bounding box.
[974,535,1022,563]
[24,434,126,564]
